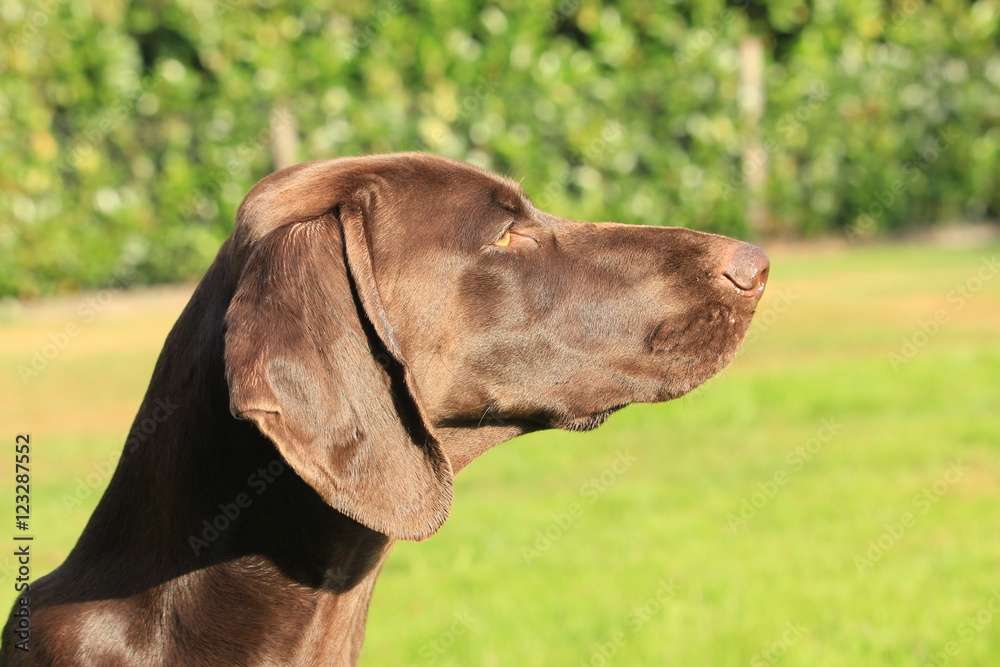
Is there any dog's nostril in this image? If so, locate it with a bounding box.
[723,243,770,293]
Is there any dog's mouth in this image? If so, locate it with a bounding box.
[439,402,628,434]
[551,403,629,432]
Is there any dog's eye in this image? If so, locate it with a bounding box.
[490,228,537,249]
[492,231,512,247]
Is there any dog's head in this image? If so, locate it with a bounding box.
[223,153,768,540]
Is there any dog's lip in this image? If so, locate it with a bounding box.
[588,403,628,420]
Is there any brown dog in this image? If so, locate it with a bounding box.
[2,153,768,665]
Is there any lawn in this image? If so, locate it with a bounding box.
[2,240,999,665]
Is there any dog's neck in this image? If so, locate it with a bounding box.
[32,269,528,665]
[67,397,403,662]
[22,271,386,663]
[61,411,525,664]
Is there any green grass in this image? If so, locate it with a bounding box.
[2,242,999,665]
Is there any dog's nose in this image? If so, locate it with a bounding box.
[722,243,769,297]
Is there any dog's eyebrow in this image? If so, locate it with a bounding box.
[490,187,526,215]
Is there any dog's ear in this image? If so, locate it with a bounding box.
[224,181,452,541]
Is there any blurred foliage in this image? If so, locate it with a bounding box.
[1,0,998,297]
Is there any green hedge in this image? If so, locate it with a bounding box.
[2,0,998,296]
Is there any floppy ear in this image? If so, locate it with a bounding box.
[224,200,453,541]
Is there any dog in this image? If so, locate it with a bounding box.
[2,153,768,665]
